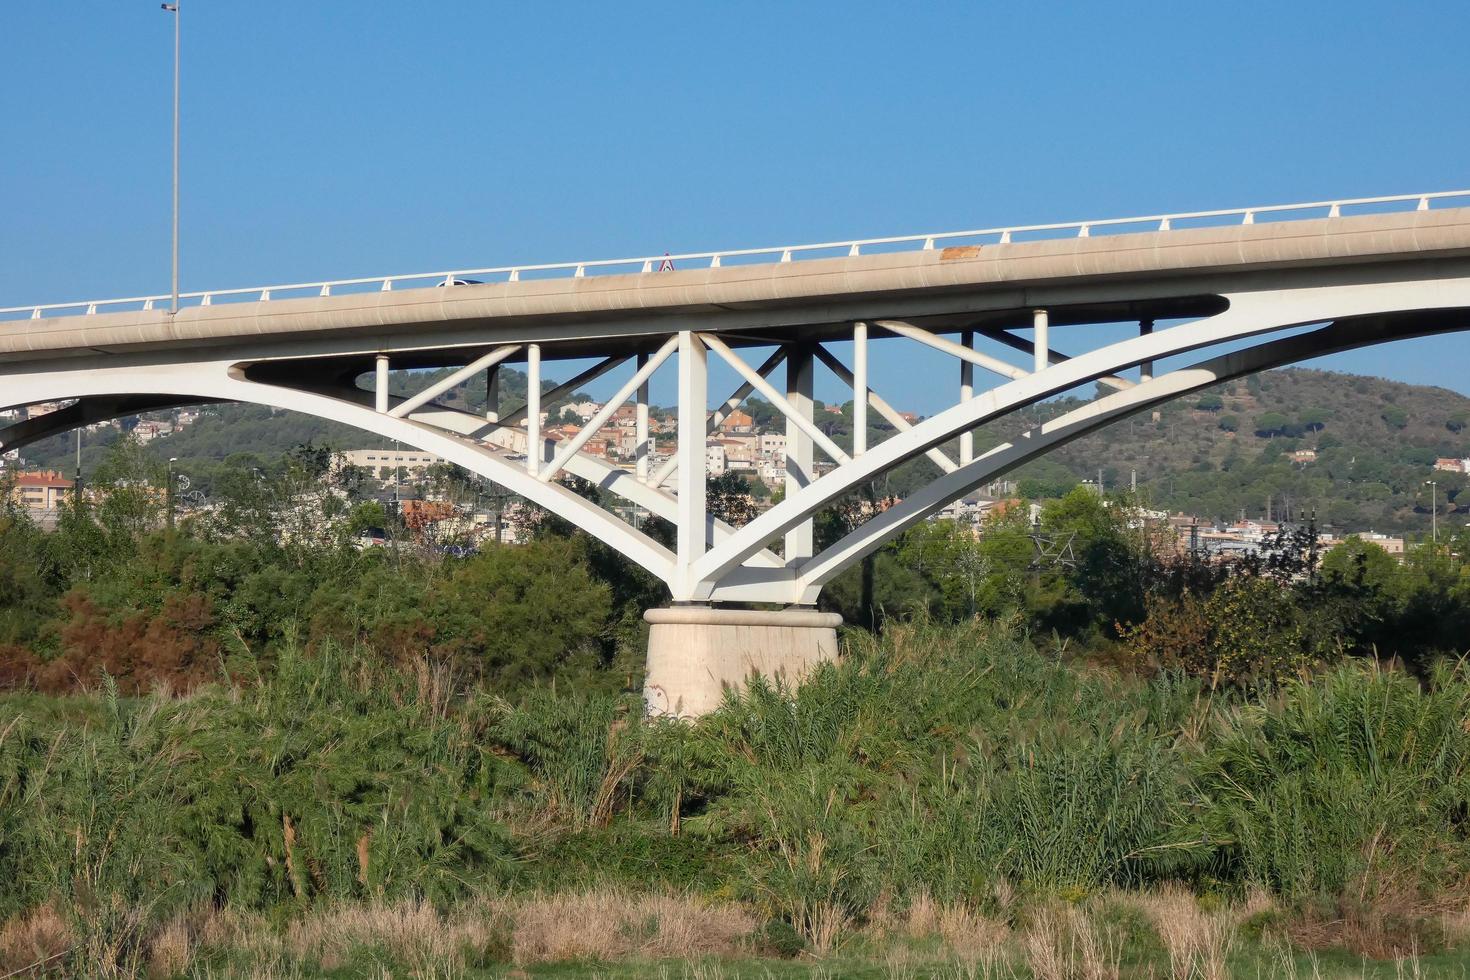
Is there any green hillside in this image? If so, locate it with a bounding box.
[1011,367,1470,532]
[18,366,1470,534]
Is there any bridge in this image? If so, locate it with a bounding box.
[5,190,1470,714]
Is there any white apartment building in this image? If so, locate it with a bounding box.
[706,444,727,476]
[338,448,444,476]
[757,433,787,458]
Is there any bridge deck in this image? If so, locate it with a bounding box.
[7,207,1470,363]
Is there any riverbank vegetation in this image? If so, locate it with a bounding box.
[6,621,1470,976]
[3,439,1470,976]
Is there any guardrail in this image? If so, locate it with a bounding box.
[5,190,1469,322]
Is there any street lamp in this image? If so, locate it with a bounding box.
[1424,480,1438,546]
[161,2,181,314]
[167,456,179,528]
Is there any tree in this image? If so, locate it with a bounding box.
[1298,408,1330,432]
[1449,412,1468,434]
[1381,406,1409,430]
[706,472,759,527]
[1195,394,1224,412]
[428,538,612,687]
[1254,413,1290,438]
[1217,415,1239,433]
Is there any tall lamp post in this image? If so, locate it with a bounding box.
[162,2,181,314]
[167,456,179,529]
[1424,480,1438,546]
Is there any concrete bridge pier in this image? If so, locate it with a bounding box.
[642,606,842,717]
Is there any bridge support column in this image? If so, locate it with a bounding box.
[784,344,816,563]
[375,355,389,413]
[643,606,842,717]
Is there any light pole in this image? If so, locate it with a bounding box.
[1425,480,1438,546]
[167,456,179,528]
[162,2,181,314]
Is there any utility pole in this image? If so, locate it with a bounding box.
[1425,480,1438,546]
[162,2,181,313]
[166,456,178,529]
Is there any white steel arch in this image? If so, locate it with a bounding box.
[795,310,1470,600]
[4,277,1469,606]
[0,357,679,582]
[683,277,1470,598]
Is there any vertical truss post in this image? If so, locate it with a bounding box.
[785,342,816,564]
[485,365,500,422]
[636,351,650,481]
[959,329,974,465]
[676,331,708,593]
[526,344,541,475]
[1140,318,1160,422]
[852,324,868,456]
[374,355,389,413]
[1032,309,1049,374]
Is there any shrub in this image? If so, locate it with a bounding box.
[1199,661,1470,905]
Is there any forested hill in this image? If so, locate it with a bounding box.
[1010,367,1470,533]
[20,366,1470,534]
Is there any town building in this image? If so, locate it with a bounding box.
[8,470,74,513]
[338,448,444,478]
[718,409,754,434]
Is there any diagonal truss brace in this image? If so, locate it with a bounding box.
[809,344,958,474]
[698,333,851,465]
[498,354,627,427]
[649,347,787,488]
[977,327,1134,392]
[875,320,1027,380]
[539,336,679,482]
[388,344,523,418]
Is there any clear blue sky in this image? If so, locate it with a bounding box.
[3,1,1468,412]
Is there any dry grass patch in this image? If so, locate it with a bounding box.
[0,903,71,973]
[285,899,477,971]
[1124,884,1235,980]
[938,904,1010,968]
[507,889,754,965]
[1023,905,1121,980]
[892,891,1010,967]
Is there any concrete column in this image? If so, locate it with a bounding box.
[635,351,650,482]
[485,365,500,423]
[959,329,974,465]
[374,355,389,413]
[1032,309,1049,374]
[676,331,707,591]
[784,343,815,563]
[852,324,867,456]
[525,344,541,475]
[643,607,841,717]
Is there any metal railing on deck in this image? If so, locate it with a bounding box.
[5,190,1469,322]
